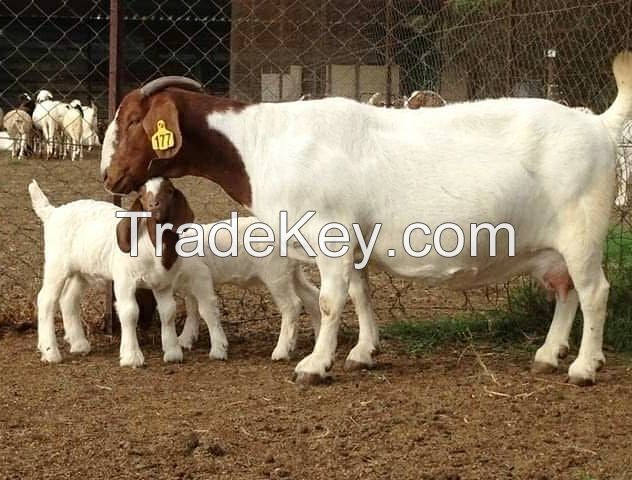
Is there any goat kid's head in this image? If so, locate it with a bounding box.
[116,177,194,269]
[100,76,204,194]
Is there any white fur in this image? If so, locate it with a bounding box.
[29,179,225,367]
[177,216,322,360]
[32,90,68,159]
[100,109,118,174]
[62,106,83,161]
[203,52,632,383]
[81,102,100,150]
[2,110,33,159]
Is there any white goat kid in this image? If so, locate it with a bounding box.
[29,178,226,367]
[177,216,321,360]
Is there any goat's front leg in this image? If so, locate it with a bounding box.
[294,255,352,384]
[114,280,145,368]
[345,267,379,370]
[154,288,183,363]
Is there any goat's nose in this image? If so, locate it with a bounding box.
[150,200,160,209]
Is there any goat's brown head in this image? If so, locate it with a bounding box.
[100,76,204,194]
[115,177,195,269]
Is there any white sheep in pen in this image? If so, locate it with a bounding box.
[101,52,632,386]
[32,90,68,159]
[2,94,36,159]
[29,178,227,367]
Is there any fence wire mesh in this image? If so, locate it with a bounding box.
[0,0,631,334]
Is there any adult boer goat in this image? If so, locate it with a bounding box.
[102,52,632,386]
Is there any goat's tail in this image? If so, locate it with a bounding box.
[28,179,54,222]
[600,51,632,138]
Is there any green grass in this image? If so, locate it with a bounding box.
[383,226,632,354]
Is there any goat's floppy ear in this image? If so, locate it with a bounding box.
[142,94,182,160]
[116,197,144,253]
[169,189,195,228]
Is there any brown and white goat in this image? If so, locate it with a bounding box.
[102,53,632,386]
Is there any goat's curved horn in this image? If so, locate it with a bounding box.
[140,76,204,97]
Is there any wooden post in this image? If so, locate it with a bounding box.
[105,0,123,335]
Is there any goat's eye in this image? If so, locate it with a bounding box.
[128,119,140,129]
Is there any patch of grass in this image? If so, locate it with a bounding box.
[384,225,632,354]
[383,280,552,353]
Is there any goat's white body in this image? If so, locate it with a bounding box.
[30,183,226,366]
[33,94,68,159]
[81,105,100,149]
[3,110,33,159]
[62,107,83,161]
[206,64,629,382]
[210,98,613,282]
[177,216,321,360]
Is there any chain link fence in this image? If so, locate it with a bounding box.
[1,0,631,335]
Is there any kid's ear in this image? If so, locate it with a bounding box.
[169,188,195,227]
[160,230,180,270]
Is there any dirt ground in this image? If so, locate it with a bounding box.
[1,154,632,479]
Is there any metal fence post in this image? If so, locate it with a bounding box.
[104,0,123,335]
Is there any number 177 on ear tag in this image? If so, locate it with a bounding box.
[151,120,174,150]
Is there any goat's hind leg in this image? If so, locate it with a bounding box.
[59,275,91,354]
[188,281,227,360]
[36,265,67,363]
[268,280,302,361]
[532,289,578,374]
[557,239,609,385]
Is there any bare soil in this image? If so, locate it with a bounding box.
[1,154,631,479]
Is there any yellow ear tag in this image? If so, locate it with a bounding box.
[151,120,175,151]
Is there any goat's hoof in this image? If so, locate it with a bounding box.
[271,347,293,361]
[177,336,196,350]
[531,361,558,375]
[292,371,332,386]
[209,349,228,361]
[163,347,183,363]
[120,351,145,368]
[344,359,374,371]
[40,348,62,364]
[69,339,91,355]
[567,375,595,387]
[567,360,598,386]
[558,345,569,359]
[596,358,606,372]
